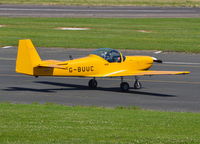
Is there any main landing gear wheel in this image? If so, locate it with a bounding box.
[88,79,97,88]
[120,82,130,92]
[134,80,142,89]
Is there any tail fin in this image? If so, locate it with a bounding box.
[16,39,41,75]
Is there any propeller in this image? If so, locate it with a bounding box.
[152,57,163,63]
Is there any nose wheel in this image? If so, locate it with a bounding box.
[133,77,142,89]
[88,78,97,88]
[134,80,142,89]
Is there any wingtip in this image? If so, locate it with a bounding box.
[185,71,190,74]
[179,71,190,75]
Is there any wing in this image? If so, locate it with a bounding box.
[87,70,190,77]
[37,60,190,77]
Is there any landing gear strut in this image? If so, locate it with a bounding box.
[120,76,142,91]
[88,78,97,88]
[133,76,142,89]
[88,77,142,91]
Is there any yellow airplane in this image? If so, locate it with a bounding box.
[16,39,190,91]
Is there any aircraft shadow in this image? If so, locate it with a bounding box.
[4,87,55,93]
[4,81,176,97]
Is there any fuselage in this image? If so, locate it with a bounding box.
[33,54,154,77]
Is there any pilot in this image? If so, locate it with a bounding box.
[109,50,121,62]
[100,49,121,62]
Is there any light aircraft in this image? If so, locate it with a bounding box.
[16,39,190,91]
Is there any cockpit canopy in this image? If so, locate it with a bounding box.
[91,48,125,63]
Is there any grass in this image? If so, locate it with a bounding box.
[0,0,200,7]
[0,17,200,52]
[0,103,200,144]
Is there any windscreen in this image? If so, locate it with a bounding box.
[91,48,124,62]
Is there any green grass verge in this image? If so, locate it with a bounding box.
[0,103,200,144]
[0,0,200,7]
[0,17,200,52]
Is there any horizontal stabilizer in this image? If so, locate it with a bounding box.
[38,60,66,69]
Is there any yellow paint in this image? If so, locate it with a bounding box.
[16,39,190,77]
[16,39,41,75]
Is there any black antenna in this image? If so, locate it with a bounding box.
[69,55,73,60]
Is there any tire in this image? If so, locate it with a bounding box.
[88,79,97,88]
[134,80,142,89]
[120,82,129,92]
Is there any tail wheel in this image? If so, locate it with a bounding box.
[88,79,97,88]
[120,82,130,92]
[134,80,142,89]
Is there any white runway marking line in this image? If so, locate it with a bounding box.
[0,74,200,85]
[154,51,162,54]
[0,8,195,13]
[1,46,13,49]
[55,27,90,30]
[0,57,15,60]
[2,75,199,85]
[164,62,200,65]
[135,30,152,33]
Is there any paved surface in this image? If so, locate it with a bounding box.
[1,4,200,17]
[0,4,200,112]
[0,47,200,112]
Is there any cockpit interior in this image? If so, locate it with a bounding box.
[91,48,125,63]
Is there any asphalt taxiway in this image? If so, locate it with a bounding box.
[1,4,200,18]
[0,47,200,112]
[0,4,200,112]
